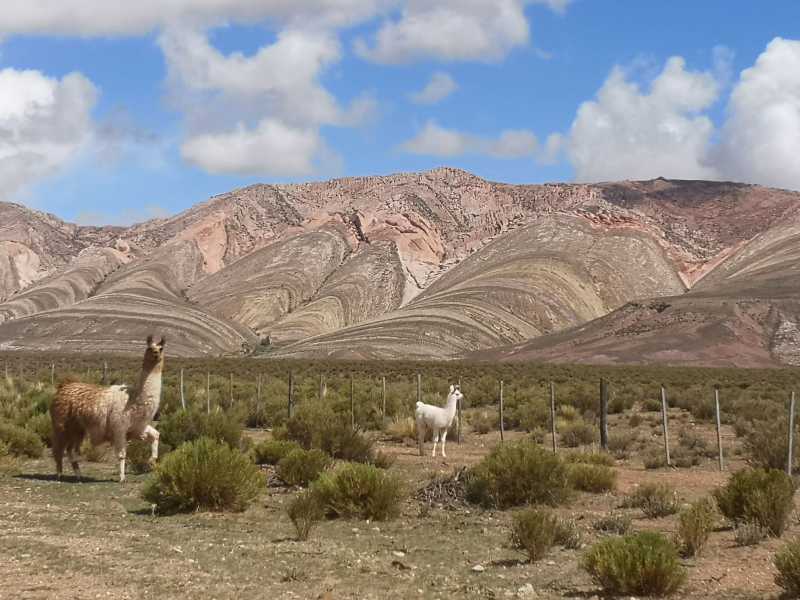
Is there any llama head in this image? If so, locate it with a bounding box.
[449,384,463,404]
[143,334,166,368]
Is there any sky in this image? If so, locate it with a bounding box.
[0,1,798,224]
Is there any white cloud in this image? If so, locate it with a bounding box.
[0,1,393,36]
[566,56,720,182]
[356,0,533,64]
[182,119,322,176]
[712,37,800,190]
[409,72,457,104]
[401,120,539,159]
[0,68,97,200]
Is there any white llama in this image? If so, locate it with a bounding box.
[50,335,165,482]
[415,384,463,458]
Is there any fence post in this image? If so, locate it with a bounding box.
[661,385,671,467]
[550,381,557,454]
[600,378,609,451]
[288,372,294,420]
[102,361,108,385]
[788,391,796,476]
[206,371,210,414]
[499,379,505,443]
[50,363,55,386]
[180,368,185,410]
[457,377,462,444]
[381,376,387,422]
[229,373,234,406]
[714,387,724,471]
[350,376,355,430]
[417,373,422,408]
[256,373,262,414]
[319,374,325,402]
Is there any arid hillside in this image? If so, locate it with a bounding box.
[0,169,798,365]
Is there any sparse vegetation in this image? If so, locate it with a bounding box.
[0,420,44,458]
[277,448,331,487]
[311,462,404,521]
[287,490,324,541]
[252,439,302,465]
[567,462,617,493]
[734,522,768,546]
[559,420,595,447]
[158,409,243,450]
[713,468,795,536]
[582,532,686,596]
[623,483,679,518]
[593,513,632,535]
[142,437,264,514]
[774,538,800,596]
[510,508,559,562]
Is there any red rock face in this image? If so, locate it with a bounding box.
[0,169,799,366]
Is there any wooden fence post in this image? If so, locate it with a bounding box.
[788,391,796,476]
[256,373,262,413]
[381,376,387,422]
[457,377,462,444]
[350,376,355,430]
[229,373,234,406]
[102,361,108,385]
[600,378,609,451]
[319,374,325,402]
[417,373,422,408]
[550,381,557,454]
[714,387,724,471]
[180,368,185,410]
[288,372,294,420]
[661,385,671,467]
[499,379,505,443]
[206,371,211,414]
[50,363,55,386]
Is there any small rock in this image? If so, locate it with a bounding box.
[392,551,406,557]
[472,564,485,573]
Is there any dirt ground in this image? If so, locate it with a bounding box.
[0,412,795,600]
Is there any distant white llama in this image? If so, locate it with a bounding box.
[415,384,463,458]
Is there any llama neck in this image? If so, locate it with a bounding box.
[135,363,163,413]
[444,393,459,420]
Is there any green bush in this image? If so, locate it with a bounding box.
[712,468,795,536]
[559,421,595,447]
[277,449,331,487]
[624,483,679,518]
[159,409,242,450]
[677,498,716,557]
[312,462,404,521]
[734,522,767,546]
[608,431,638,458]
[0,420,44,457]
[554,517,582,549]
[510,508,559,562]
[465,439,571,509]
[582,532,686,596]
[253,439,302,465]
[567,463,617,493]
[774,538,800,596]
[593,514,631,536]
[744,419,799,471]
[142,437,264,514]
[564,451,614,466]
[643,448,668,470]
[284,406,377,464]
[287,490,324,541]
[127,440,155,474]
[25,413,52,447]
[80,440,107,462]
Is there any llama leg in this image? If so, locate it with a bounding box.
[143,425,160,463]
[66,445,82,481]
[431,429,439,457]
[416,420,426,457]
[440,429,448,459]
[52,435,64,480]
[114,439,127,483]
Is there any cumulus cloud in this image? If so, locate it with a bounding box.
[409,72,457,104]
[356,0,557,64]
[401,120,538,159]
[712,37,800,190]
[0,68,97,200]
[566,56,720,182]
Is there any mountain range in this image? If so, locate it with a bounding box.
[1,167,798,367]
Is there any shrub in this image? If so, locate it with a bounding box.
[559,421,595,447]
[564,451,614,466]
[469,411,494,434]
[643,448,668,470]
[608,431,637,459]
[312,462,404,521]
[159,409,242,450]
[277,449,331,487]
[774,538,800,596]
[744,419,799,471]
[582,532,686,597]
[677,498,716,557]
[253,439,302,465]
[734,522,768,546]
[0,420,44,458]
[287,490,324,541]
[142,437,264,514]
[628,413,643,428]
[568,463,617,493]
[510,508,559,562]
[25,413,52,447]
[319,424,375,463]
[127,440,155,474]
[0,440,20,475]
[80,440,108,463]
[384,416,415,441]
[712,468,795,536]
[465,439,571,509]
[593,514,631,536]
[554,517,582,549]
[372,450,396,469]
[624,483,679,518]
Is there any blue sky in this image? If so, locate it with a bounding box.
[0,1,798,224]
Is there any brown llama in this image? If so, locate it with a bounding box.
[50,335,165,482]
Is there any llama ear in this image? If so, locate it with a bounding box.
[158,337,166,348]
[449,384,455,393]
[146,334,153,346]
